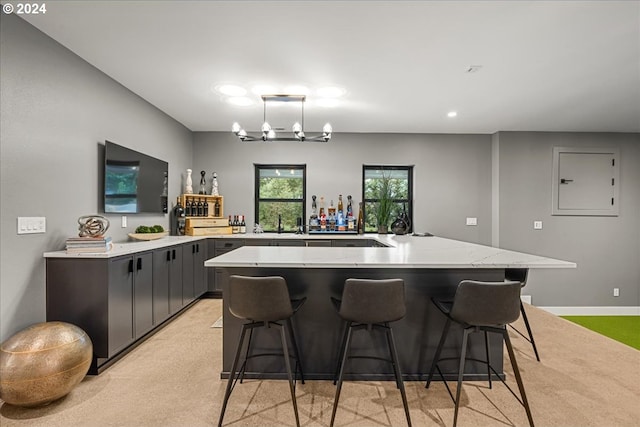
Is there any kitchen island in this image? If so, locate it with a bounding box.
[205,234,575,381]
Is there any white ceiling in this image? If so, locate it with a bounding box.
[20,1,640,134]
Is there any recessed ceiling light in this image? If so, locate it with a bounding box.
[216,84,247,96]
[251,85,278,95]
[317,86,346,98]
[447,111,458,118]
[284,85,310,95]
[316,98,340,108]
[227,97,253,106]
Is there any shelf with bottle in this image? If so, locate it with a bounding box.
[179,194,224,219]
[308,194,359,234]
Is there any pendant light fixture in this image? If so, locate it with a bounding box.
[232,95,332,142]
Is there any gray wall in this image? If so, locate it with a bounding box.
[0,15,193,341]
[192,132,493,244]
[496,132,640,307]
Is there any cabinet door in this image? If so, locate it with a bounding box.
[108,257,134,357]
[134,252,154,338]
[182,243,195,305]
[193,242,206,298]
[169,246,183,314]
[207,240,217,292]
[152,248,171,325]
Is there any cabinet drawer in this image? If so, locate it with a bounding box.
[215,239,244,251]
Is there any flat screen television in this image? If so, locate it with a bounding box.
[103,141,168,214]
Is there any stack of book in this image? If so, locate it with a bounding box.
[65,236,113,253]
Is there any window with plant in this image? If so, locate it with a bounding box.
[255,164,306,232]
[362,165,413,233]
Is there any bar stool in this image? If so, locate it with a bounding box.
[425,280,534,427]
[218,275,306,427]
[330,278,412,427]
[505,269,540,361]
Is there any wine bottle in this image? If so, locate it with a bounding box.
[185,197,192,217]
[357,202,364,234]
[173,197,185,236]
[240,215,246,234]
[232,215,239,234]
[319,196,327,231]
[310,195,318,231]
[197,198,204,217]
[214,198,220,217]
[203,198,209,217]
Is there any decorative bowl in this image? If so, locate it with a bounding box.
[128,231,169,241]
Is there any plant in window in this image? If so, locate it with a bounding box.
[374,171,394,234]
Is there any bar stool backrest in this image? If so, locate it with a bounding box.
[228,275,293,322]
[340,278,406,324]
[505,268,528,287]
[450,280,522,327]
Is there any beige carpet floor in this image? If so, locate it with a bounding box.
[1,299,638,426]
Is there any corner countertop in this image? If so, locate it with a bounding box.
[204,234,577,270]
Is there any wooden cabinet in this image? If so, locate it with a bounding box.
[183,241,206,304]
[152,245,183,322]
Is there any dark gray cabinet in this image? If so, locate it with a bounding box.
[46,240,205,374]
[183,241,206,304]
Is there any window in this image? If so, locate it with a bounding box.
[362,165,413,233]
[255,164,306,232]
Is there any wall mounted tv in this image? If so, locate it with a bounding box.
[103,141,168,214]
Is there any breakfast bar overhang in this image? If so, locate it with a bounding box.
[205,235,576,381]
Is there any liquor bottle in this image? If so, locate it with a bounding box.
[240,215,246,234]
[203,198,209,217]
[319,196,327,231]
[309,195,318,231]
[197,198,204,217]
[185,197,192,217]
[173,197,185,236]
[337,195,344,214]
[346,195,353,219]
[357,202,365,234]
[214,198,221,217]
[337,194,345,229]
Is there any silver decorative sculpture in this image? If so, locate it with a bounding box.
[77,215,110,237]
[185,169,193,194]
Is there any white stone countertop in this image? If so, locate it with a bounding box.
[205,234,577,269]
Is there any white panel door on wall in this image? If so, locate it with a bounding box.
[552,147,619,216]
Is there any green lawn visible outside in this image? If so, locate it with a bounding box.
[561,316,640,350]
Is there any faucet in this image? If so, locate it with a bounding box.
[278,214,282,234]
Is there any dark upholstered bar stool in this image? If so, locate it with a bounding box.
[218,275,306,427]
[425,280,534,427]
[330,278,412,427]
[505,268,541,361]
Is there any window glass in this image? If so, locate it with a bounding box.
[255,165,306,232]
[363,166,413,233]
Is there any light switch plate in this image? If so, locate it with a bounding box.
[466,217,477,226]
[17,217,46,234]
[121,216,127,228]
[533,220,543,230]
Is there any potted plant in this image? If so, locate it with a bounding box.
[375,171,394,234]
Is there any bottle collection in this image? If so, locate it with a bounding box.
[228,215,247,234]
[309,194,360,233]
[180,196,222,218]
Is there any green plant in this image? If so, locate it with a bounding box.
[375,171,394,231]
[135,225,164,233]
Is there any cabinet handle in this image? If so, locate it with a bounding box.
[128,259,134,273]
[224,243,232,248]
[192,244,196,254]
[172,249,176,260]
[196,244,200,253]
[137,257,142,271]
[166,251,171,261]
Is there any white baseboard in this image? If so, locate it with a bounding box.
[521,295,532,304]
[538,306,640,316]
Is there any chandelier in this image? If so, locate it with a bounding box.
[231,95,332,142]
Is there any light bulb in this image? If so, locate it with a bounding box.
[292,122,302,133]
[261,122,271,132]
[323,123,333,134]
[267,129,276,139]
[232,122,241,133]
[238,129,247,138]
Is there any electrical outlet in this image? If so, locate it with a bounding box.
[533,221,543,230]
[121,216,127,228]
[613,288,620,297]
[466,217,477,226]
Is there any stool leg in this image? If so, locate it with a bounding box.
[333,321,349,385]
[453,328,470,427]
[503,330,535,427]
[239,327,254,384]
[484,330,492,389]
[520,302,541,361]
[426,317,451,388]
[279,323,300,427]
[218,324,250,427]
[331,322,353,427]
[286,318,305,384]
[386,324,412,427]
